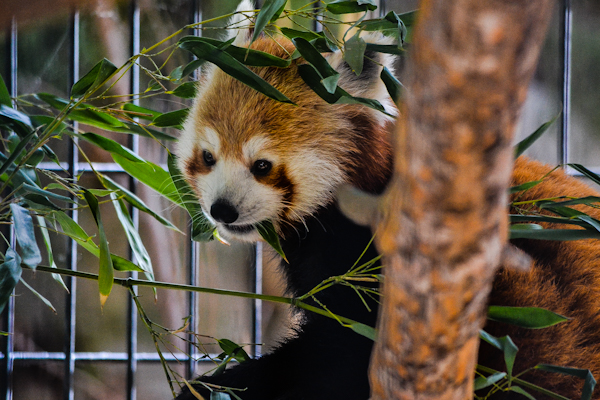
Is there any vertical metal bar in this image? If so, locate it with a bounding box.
[127,2,141,399]
[252,242,263,357]
[64,10,80,400]
[2,18,18,400]
[187,0,203,380]
[559,0,572,166]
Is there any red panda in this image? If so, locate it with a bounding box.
[175,3,600,400]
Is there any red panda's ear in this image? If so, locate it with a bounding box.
[227,0,256,46]
[327,32,398,122]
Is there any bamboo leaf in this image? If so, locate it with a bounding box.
[380,66,402,103]
[37,216,68,291]
[0,74,11,107]
[71,58,118,98]
[167,154,215,241]
[344,33,367,76]
[111,194,154,281]
[534,365,596,400]
[169,82,197,99]
[152,108,189,129]
[82,190,113,306]
[0,130,37,177]
[479,330,518,379]
[568,164,600,187]
[474,372,506,391]
[327,0,377,14]
[10,203,42,269]
[0,104,33,136]
[349,322,376,341]
[514,113,560,157]
[279,28,322,41]
[113,153,180,205]
[122,103,162,121]
[178,39,293,104]
[0,248,22,314]
[217,338,250,363]
[487,306,568,329]
[251,0,287,44]
[20,278,56,313]
[510,228,600,241]
[100,174,182,233]
[256,220,286,262]
[78,132,142,162]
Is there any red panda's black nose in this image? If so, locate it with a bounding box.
[210,199,239,224]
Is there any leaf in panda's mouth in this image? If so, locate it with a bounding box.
[256,221,287,263]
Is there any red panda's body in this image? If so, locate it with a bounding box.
[175,9,600,400]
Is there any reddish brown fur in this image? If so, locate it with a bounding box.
[480,156,600,398]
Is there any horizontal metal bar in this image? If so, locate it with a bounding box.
[0,351,222,363]
[37,162,169,173]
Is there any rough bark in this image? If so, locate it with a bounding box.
[369,0,554,398]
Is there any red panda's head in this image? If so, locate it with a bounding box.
[178,4,397,242]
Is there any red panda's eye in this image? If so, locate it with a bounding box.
[203,150,215,166]
[252,159,272,176]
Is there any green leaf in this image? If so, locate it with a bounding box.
[53,211,141,273]
[152,108,189,129]
[113,153,180,205]
[0,130,37,177]
[510,228,600,241]
[0,74,11,107]
[479,330,518,379]
[510,180,543,194]
[327,0,377,14]
[380,66,402,103]
[251,0,287,44]
[344,33,367,76]
[167,154,215,241]
[279,28,322,41]
[349,322,376,341]
[510,214,589,228]
[297,63,389,115]
[256,220,286,262]
[71,58,118,98]
[508,386,537,400]
[20,278,56,313]
[568,164,600,187]
[217,338,250,363]
[0,104,33,136]
[10,203,42,269]
[178,39,293,104]
[37,216,68,291]
[169,82,197,99]
[111,194,154,281]
[514,113,560,157]
[487,306,568,329]
[100,174,182,233]
[122,103,162,121]
[78,132,142,162]
[82,190,114,306]
[181,59,206,78]
[21,183,75,204]
[0,248,22,314]
[474,372,506,391]
[179,37,292,68]
[535,365,596,400]
[293,38,339,80]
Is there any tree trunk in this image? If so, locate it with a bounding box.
[369,0,554,398]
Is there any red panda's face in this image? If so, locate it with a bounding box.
[177,35,396,242]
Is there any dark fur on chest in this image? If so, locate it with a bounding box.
[175,205,379,400]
